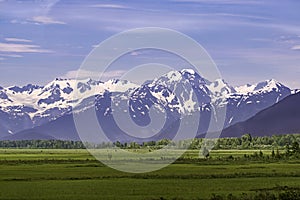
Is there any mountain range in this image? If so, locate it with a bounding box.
[221,92,300,137]
[0,69,298,142]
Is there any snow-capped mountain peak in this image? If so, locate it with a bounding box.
[207,79,236,97]
[0,69,297,139]
[254,79,281,92]
[180,68,196,75]
[8,84,43,94]
[102,79,138,92]
[235,79,289,95]
[292,89,300,94]
[159,70,183,84]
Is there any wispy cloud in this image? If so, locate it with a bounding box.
[63,69,126,80]
[0,0,299,88]
[89,4,129,9]
[10,16,66,25]
[31,16,66,25]
[291,45,300,50]
[0,53,23,58]
[0,43,52,53]
[5,38,32,43]
[130,51,142,56]
[91,44,99,48]
[10,19,28,25]
[169,0,262,5]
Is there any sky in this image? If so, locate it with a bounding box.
[0,0,300,88]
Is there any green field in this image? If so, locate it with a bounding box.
[0,149,299,200]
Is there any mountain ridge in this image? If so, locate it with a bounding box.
[221,92,300,137]
[0,69,297,140]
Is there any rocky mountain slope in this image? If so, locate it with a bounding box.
[0,69,295,141]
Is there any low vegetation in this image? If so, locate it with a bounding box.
[0,134,299,199]
[1,133,300,150]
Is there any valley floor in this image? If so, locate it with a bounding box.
[0,149,299,200]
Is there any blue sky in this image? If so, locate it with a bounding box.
[0,0,300,88]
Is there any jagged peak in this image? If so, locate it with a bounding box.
[180,68,196,75]
[55,77,69,81]
[207,78,236,96]
[105,78,135,85]
[164,70,183,81]
[8,83,43,93]
[45,77,101,89]
[235,79,289,95]
[212,78,232,87]
[292,89,300,94]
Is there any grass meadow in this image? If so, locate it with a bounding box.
[0,149,299,200]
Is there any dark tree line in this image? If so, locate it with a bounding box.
[0,134,299,150]
[0,140,85,149]
[212,134,300,150]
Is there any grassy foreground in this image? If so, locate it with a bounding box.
[0,149,299,200]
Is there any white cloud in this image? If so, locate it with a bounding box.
[0,57,5,61]
[63,69,126,80]
[0,43,52,53]
[89,4,129,9]
[291,45,300,50]
[0,54,23,58]
[10,19,28,25]
[91,44,99,48]
[5,38,32,43]
[31,16,66,25]
[130,51,141,56]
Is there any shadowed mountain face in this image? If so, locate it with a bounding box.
[0,131,56,141]
[221,93,300,137]
[5,114,79,141]
[0,69,297,141]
